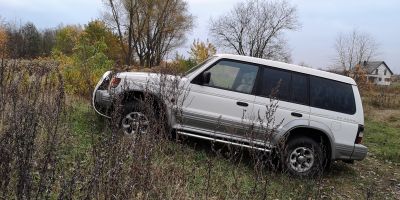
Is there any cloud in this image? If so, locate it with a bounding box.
[0,0,102,28]
[0,0,398,72]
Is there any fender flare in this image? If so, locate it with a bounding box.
[277,121,336,160]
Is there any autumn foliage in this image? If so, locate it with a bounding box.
[189,39,216,64]
[0,27,7,57]
[349,64,372,92]
[54,20,115,96]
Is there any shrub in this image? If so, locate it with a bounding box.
[54,23,114,97]
[0,59,65,199]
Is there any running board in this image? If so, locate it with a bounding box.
[176,131,272,152]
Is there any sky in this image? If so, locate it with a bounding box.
[0,0,399,73]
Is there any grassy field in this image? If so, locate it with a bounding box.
[1,59,399,199]
[64,99,400,199]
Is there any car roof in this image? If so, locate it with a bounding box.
[216,54,356,85]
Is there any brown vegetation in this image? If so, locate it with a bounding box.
[2,59,399,199]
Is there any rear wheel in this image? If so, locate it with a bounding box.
[283,137,325,177]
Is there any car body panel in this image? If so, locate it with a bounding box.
[92,54,367,162]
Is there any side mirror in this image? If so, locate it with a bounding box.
[202,71,211,85]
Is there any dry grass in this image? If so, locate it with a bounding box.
[1,59,400,199]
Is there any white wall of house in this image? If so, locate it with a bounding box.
[367,64,392,86]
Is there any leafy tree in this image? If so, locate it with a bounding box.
[0,27,7,58]
[58,22,114,96]
[4,22,42,59]
[104,0,194,67]
[4,26,24,58]
[189,39,216,64]
[41,29,56,57]
[210,0,299,62]
[170,52,196,72]
[20,22,41,58]
[83,20,123,64]
[53,25,82,55]
[352,63,372,91]
[2,21,56,58]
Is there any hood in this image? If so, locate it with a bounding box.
[114,71,188,92]
[116,72,160,83]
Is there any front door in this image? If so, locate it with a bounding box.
[182,59,260,140]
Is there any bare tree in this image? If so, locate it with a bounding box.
[103,0,133,65]
[209,0,299,62]
[334,29,379,71]
[103,0,194,67]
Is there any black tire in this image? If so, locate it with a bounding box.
[282,137,325,178]
[120,100,149,135]
[120,99,171,137]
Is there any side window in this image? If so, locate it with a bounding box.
[200,60,259,94]
[259,68,291,101]
[310,76,356,114]
[291,73,309,105]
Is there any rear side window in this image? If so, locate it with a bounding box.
[258,68,309,105]
[310,76,356,114]
[259,68,291,101]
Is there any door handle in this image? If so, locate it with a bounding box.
[291,112,302,117]
[236,101,249,107]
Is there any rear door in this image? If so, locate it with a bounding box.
[308,76,359,159]
[182,59,259,139]
[252,67,310,141]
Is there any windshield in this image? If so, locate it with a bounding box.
[184,56,216,77]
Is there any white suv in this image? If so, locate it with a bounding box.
[93,54,367,176]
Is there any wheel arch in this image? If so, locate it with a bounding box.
[120,90,173,127]
[282,126,335,161]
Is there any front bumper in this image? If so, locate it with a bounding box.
[351,144,368,160]
[92,71,113,118]
[93,90,113,117]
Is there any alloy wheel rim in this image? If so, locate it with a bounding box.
[121,112,149,135]
[289,146,315,173]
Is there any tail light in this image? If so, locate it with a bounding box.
[355,124,364,144]
[110,77,121,88]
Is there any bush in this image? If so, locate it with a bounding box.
[54,23,114,97]
[0,59,65,199]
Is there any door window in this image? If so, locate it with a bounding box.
[259,67,291,101]
[202,60,259,94]
[291,73,309,105]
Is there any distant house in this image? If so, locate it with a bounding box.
[362,61,394,86]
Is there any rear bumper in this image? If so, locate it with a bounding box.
[351,144,368,160]
[334,143,368,161]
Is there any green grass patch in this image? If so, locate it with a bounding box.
[364,118,400,162]
[58,100,398,199]
[59,99,108,168]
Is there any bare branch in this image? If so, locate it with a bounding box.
[334,29,379,71]
[210,0,299,62]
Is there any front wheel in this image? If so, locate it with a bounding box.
[120,101,150,136]
[283,137,325,177]
[121,111,149,135]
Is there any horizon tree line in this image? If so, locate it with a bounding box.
[0,0,382,73]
